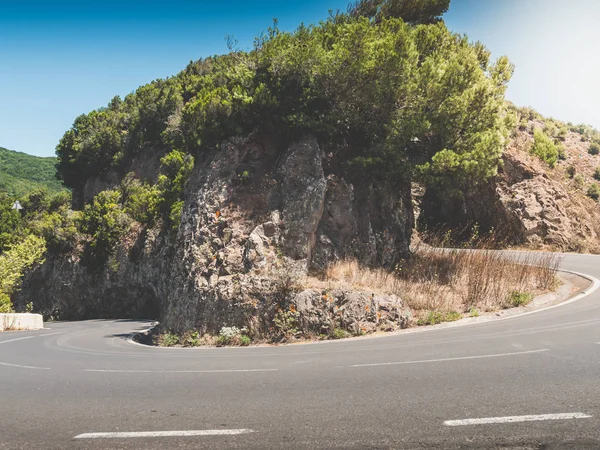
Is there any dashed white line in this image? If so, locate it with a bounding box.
[348,348,550,368]
[83,368,278,373]
[444,412,592,427]
[74,429,254,439]
[0,361,50,370]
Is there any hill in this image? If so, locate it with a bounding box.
[0,147,66,197]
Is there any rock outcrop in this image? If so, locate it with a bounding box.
[16,135,413,336]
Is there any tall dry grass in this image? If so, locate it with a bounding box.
[318,246,561,321]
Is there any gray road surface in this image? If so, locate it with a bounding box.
[1,253,600,449]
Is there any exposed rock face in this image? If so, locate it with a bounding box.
[16,135,414,335]
[419,141,600,252]
[294,289,411,335]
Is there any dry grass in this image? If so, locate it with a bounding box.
[315,246,561,324]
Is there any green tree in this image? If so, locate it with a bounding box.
[350,0,451,24]
[79,190,131,264]
[0,235,46,313]
[530,129,559,168]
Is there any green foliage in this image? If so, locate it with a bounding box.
[468,307,479,317]
[181,330,201,347]
[417,310,461,325]
[56,10,512,199]
[79,190,131,264]
[121,174,160,225]
[350,0,450,25]
[594,167,600,181]
[272,309,299,340]
[587,183,600,201]
[331,328,350,339]
[158,332,180,347]
[0,235,46,313]
[508,291,533,308]
[530,129,558,168]
[0,147,66,198]
[574,174,585,189]
[589,141,600,155]
[566,165,576,178]
[0,193,22,251]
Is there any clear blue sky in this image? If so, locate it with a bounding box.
[1,0,599,157]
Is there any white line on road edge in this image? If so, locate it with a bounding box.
[0,361,50,370]
[444,412,592,427]
[349,348,550,368]
[74,429,254,439]
[83,368,278,373]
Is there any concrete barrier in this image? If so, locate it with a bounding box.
[0,314,44,331]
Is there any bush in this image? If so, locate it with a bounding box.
[0,234,46,313]
[574,174,585,189]
[530,129,558,168]
[78,190,131,264]
[158,332,179,347]
[332,328,350,339]
[508,291,533,308]
[217,326,250,346]
[587,183,600,200]
[417,310,462,325]
[594,168,600,181]
[589,141,600,155]
[566,165,576,178]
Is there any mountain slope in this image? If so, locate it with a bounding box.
[0,147,66,197]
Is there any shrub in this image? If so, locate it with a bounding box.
[217,326,250,346]
[158,332,179,347]
[121,174,160,225]
[574,174,585,189]
[181,330,201,347]
[0,234,46,313]
[587,183,600,200]
[530,129,558,168]
[594,167,600,181]
[566,165,576,178]
[508,291,533,308]
[332,328,350,339]
[589,142,600,155]
[79,190,131,264]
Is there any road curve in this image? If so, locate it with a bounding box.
[1,253,600,449]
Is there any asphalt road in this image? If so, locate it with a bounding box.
[1,253,600,449]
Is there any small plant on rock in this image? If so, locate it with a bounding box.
[566,165,576,178]
[594,167,600,181]
[587,183,600,201]
[331,328,349,339]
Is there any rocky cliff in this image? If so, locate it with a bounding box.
[418,114,600,253]
[16,135,413,336]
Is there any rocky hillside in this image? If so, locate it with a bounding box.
[9,0,597,339]
[417,106,600,253]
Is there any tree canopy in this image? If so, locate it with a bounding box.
[56,0,512,196]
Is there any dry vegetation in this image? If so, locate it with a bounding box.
[313,245,561,325]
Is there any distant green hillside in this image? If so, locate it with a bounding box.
[0,147,66,198]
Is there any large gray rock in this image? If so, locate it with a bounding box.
[16,134,415,336]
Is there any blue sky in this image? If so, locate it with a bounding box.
[1,0,599,157]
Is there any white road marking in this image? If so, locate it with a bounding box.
[444,412,592,427]
[83,368,278,373]
[74,429,254,439]
[0,331,64,345]
[0,361,50,370]
[349,348,550,368]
